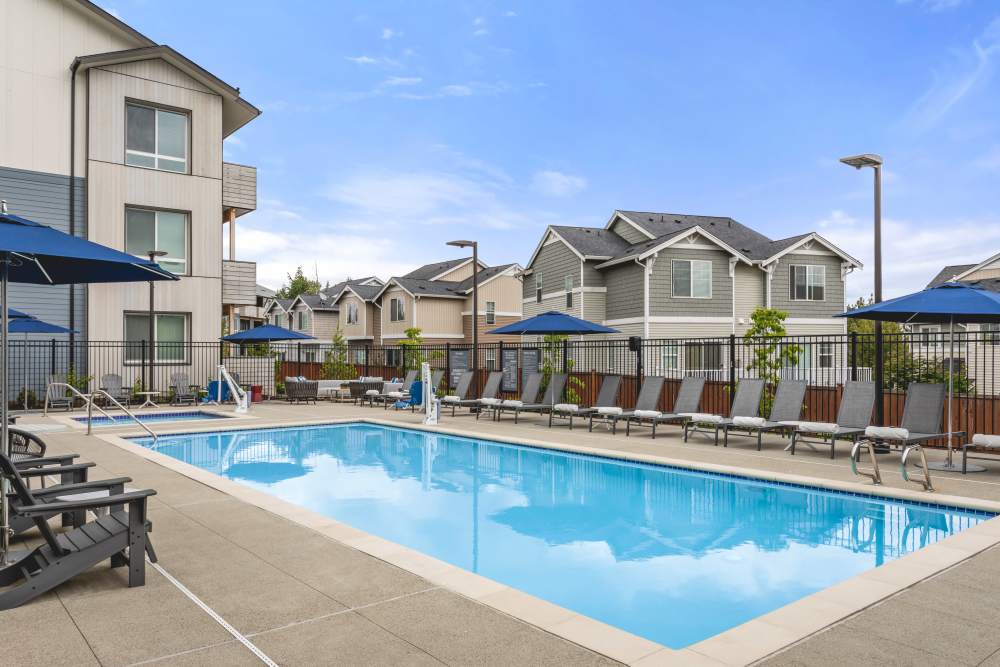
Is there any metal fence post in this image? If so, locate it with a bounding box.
[50,338,56,379]
[364,345,370,377]
[445,342,451,389]
[849,332,858,382]
[875,330,885,426]
[634,337,643,403]
[562,338,569,373]
[728,334,737,409]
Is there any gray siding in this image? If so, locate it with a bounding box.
[604,262,644,320]
[770,252,845,318]
[222,162,257,213]
[523,239,580,300]
[582,259,604,288]
[222,260,257,305]
[650,246,733,317]
[0,166,87,340]
[609,218,649,245]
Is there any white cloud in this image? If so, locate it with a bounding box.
[346,55,400,67]
[381,76,422,87]
[532,170,588,197]
[897,0,967,11]
[903,17,1000,130]
[395,81,509,100]
[381,27,397,40]
[817,209,1000,300]
[504,10,518,17]
[472,16,489,36]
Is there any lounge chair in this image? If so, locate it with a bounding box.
[372,370,418,408]
[549,374,622,430]
[504,374,568,423]
[490,373,542,422]
[861,382,960,452]
[962,434,1000,473]
[45,374,74,411]
[169,372,201,406]
[721,379,807,449]
[624,376,706,438]
[0,454,157,610]
[448,371,503,418]
[391,379,424,412]
[9,469,134,535]
[606,376,666,435]
[8,428,80,474]
[440,371,475,416]
[99,374,132,407]
[285,377,319,404]
[682,378,766,446]
[789,381,876,459]
[349,379,385,406]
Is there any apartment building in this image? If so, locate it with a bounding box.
[0,1,260,361]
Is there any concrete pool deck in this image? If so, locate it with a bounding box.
[5,400,1000,666]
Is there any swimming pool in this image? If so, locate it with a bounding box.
[133,422,992,649]
[77,410,231,426]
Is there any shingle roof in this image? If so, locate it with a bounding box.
[550,226,632,258]
[255,284,276,298]
[346,283,383,301]
[271,298,294,312]
[393,278,466,298]
[298,293,339,311]
[927,264,978,288]
[617,211,779,259]
[454,263,517,292]
[403,258,470,280]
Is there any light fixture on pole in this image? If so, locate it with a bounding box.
[447,240,479,396]
[146,250,168,394]
[840,153,884,427]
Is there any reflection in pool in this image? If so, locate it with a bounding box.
[135,422,992,648]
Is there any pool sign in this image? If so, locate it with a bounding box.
[448,348,470,388]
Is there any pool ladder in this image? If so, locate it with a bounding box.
[850,440,933,492]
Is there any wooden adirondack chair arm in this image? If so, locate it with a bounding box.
[16,462,95,479]
[18,489,157,515]
[30,477,132,497]
[13,454,79,469]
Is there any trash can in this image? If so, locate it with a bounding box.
[251,385,264,403]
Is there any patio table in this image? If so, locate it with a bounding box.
[135,391,161,409]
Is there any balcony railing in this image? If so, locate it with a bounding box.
[222,259,257,306]
[223,162,257,214]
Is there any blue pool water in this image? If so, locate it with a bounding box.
[77,410,231,426]
[133,423,993,648]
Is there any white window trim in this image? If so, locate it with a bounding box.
[124,312,190,364]
[126,207,190,276]
[125,102,190,174]
[671,259,713,299]
[789,264,826,301]
[390,297,405,322]
[485,301,496,325]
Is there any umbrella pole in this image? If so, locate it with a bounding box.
[1,256,11,564]
[948,315,954,466]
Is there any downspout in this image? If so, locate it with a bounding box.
[762,262,776,308]
[579,260,585,322]
[637,254,657,339]
[729,257,738,335]
[841,262,854,333]
[68,60,81,359]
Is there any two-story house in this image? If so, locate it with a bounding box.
[374,258,523,353]
[1,1,259,379]
[325,277,386,348]
[522,210,862,374]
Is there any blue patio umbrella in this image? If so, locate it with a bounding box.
[836,282,1000,471]
[1,210,177,561]
[220,323,316,342]
[3,307,32,320]
[487,311,620,336]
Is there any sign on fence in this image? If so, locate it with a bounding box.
[522,348,540,387]
[448,348,470,389]
[501,348,519,392]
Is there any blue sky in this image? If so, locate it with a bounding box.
[105,0,1000,299]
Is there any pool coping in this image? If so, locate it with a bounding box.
[93,417,1000,667]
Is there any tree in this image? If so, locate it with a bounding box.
[398,327,443,372]
[540,334,586,404]
[744,307,801,414]
[321,330,358,380]
[275,266,321,300]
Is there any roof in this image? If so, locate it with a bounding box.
[616,211,781,260]
[549,226,632,258]
[323,277,385,303]
[454,263,518,292]
[73,0,157,47]
[928,264,978,288]
[256,284,276,298]
[403,258,479,280]
[296,293,339,312]
[392,278,466,298]
[267,298,294,314]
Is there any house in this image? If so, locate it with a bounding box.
[374,259,523,353]
[0,1,259,368]
[234,284,276,331]
[264,299,295,330]
[325,277,386,347]
[523,210,861,338]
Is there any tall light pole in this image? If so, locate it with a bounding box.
[447,240,478,395]
[146,249,168,393]
[840,153,884,425]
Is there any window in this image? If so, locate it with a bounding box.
[565,276,573,308]
[685,342,722,370]
[983,323,1000,345]
[917,325,940,347]
[347,302,359,325]
[485,347,497,371]
[662,344,679,371]
[818,342,834,369]
[485,301,496,325]
[352,348,366,364]
[124,313,188,363]
[125,103,188,173]
[390,297,405,322]
[789,265,825,301]
[297,310,311,331]
[671,259,712,298]
[125,208,188,274]
[385,348,402,367]
[536,275,543,303]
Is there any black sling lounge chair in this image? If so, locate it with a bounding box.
[607,376,666,435]
[683,379,766,446]
[861,382,960,452]
[372,370,418,408]
[440,371,475,416]
[624,376,706,438]
[721,379,807,449]
[549,375,622,430]
[451,372,503,419]
[492,373,543,422]
[0,454,157,610]
[507,374,567,423]
[789,381,876,459]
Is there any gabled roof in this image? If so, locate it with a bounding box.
[454,263,520,293]
[328,281,383,304]
[595,225,754,268]
[256,284,276,298]
[265,298,294,315]
[928,265,978,288]
[953,251,1000,283]
[72,46,259,136]
[549,226,632,258]
[403,258,484,281]
[292,293,339,312]
[72,0,156,47]
[613,211,778,260]
[375,263,519,301]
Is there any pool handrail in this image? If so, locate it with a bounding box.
[88,390,157,442]
[44,383,112,420]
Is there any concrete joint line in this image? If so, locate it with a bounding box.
[148,558,278,667]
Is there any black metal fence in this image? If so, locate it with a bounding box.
[7,332,1000,436]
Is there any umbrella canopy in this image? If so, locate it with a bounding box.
[7,318,77,335]
[487,311,620,335]
[220,323,316,342]
[834,282,1000,324]
[3,307,33,320]
[1,211,177,563]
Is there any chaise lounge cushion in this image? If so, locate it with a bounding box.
[972,434,1000,448]
[798,421,839,433]
[365,389,380,396]
[441,395,461,403]
[596,406,623,416]
[553,403,578,413]
[680,413,723,424]
[866,426,910,440]
[733,416,767,428]
[502,399,524,408]
[480,397,502,406]
[633,409,662,419]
